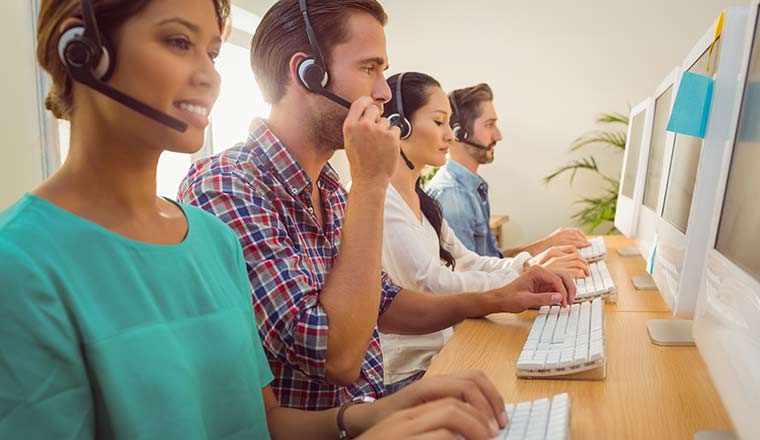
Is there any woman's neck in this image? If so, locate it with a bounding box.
[390,153,423,196]
[36,114,162,218]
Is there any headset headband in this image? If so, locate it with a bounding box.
[81,0,103,51]
[449,94,462,125]
[299,0,327,72]
[396,72,407,123]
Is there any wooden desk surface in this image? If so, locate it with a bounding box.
[427,236,733,439]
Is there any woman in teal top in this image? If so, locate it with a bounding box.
[0,0,508,439]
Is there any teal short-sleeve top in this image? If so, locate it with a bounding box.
[0,194,274,439]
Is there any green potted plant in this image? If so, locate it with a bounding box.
[543,112,629,234]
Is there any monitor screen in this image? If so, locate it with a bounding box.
[621,111,647,199]
[642,85,673,211]
[715,15,760,282]
[661,45,721,233]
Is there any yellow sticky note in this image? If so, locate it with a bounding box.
[707,11,725,73]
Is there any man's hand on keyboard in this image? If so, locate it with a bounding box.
[498,266,574,309]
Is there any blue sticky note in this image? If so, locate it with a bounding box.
[666,71,714,139]
[647,234,658,275]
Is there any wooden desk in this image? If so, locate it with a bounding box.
[489,215,510,249]
[427,236,733,439]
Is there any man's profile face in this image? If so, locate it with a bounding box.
[311,12,391,150]
[467,101,503,164]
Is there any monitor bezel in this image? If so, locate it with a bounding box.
[614,97,654,238]
[636,67,680,264]
[694,4,760,440]
[652,13,736,313]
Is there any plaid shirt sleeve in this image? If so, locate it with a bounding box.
[379,272,401,316]
[178,166,330,381]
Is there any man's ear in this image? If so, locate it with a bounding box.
[289,51,312,92]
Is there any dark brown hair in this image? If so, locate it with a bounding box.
[449,83,494,134]
[36,0,231,120]
[250,0,387,104]
[384,72,456,270]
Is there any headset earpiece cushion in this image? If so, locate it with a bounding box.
[453,124,469,142]
[298,58,328,92]
[398,118,412,140]
[389,114,412,140]
[97,35,116,81]
[58,26,113,81]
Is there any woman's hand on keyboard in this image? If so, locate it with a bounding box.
[541,227,590,250]
[527,245,590,279]
[357,397,495,440]
[373,370,507,435]
[498,265,574,309]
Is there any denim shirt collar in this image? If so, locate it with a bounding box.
[445,159,488,193]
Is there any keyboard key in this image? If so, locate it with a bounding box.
[573,261,615,303]
[492,395,571,440]
[518,298,605,377]
[578,237,606,262]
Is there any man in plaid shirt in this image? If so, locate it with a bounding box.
[179,0,573,411]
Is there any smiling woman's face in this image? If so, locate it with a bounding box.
[75,0,224,153]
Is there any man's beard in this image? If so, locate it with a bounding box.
[468,142,496,164]
[310,99,349,151]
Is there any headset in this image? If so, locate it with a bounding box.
[297,0,351,108]
[449,94,491,151]
[387,73,412,140]
[58,0,188,132]
[298,0,412,169]
[387,73,415,169]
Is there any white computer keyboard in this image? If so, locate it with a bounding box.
[517,299,606,379]
[574,261,615,303]
[491,393,571,440]
[579,236,607,262]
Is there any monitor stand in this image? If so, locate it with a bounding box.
[617,247,641,256]
[694,431,738,440]
[632,274,657,290]
[647,319,695,346]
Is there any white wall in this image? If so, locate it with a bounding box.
[379,0,747,246]
[0,1,44,209]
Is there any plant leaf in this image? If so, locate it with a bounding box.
[542,109,628,233]
[544,157,600,185]
[596,112,629,126]
[569,131,627,152]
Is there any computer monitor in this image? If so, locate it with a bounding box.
[635,68,679,266]
[694,3,760,438]
[652,8,749,318]
[614,98,654,238]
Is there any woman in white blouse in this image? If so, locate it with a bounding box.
[380,72,590,390]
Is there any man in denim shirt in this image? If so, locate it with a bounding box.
[427,84,590,258]
[427,158,503,257]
